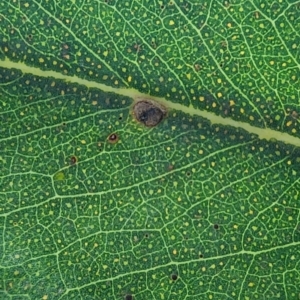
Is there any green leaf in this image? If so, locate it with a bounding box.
[1,1,300,299]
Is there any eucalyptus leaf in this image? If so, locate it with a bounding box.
[1,1,300,299]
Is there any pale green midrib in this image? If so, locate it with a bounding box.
[1,59,300,148]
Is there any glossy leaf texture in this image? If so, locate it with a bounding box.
[0,0,300,299]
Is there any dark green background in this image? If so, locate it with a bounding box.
[1,0,300,299]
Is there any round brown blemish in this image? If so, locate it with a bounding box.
[124,294,133,300]
[171,273,178,281]
[70,156,77,165]
[133,99,166,127]
[107,133,119,143]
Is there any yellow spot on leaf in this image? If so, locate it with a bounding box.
[169,20,175,26]
[54,172,65,181]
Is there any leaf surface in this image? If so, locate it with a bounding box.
[1,1,300,299]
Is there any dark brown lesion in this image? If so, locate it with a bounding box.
[70,156,77,165]
[107,133,119,144]
[133,99,167,127]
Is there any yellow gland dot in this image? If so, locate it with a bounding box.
[169,20,175,25]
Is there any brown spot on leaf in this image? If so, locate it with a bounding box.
[133,99,166,127]
[124,294,133,300]
[70,156,77,165]
[171,273,178,281]
[107,133,119,143]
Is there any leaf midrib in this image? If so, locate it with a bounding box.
[1,59,300,148]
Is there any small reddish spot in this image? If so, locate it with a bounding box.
[70,156,77,165]
[107,133,119,143]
